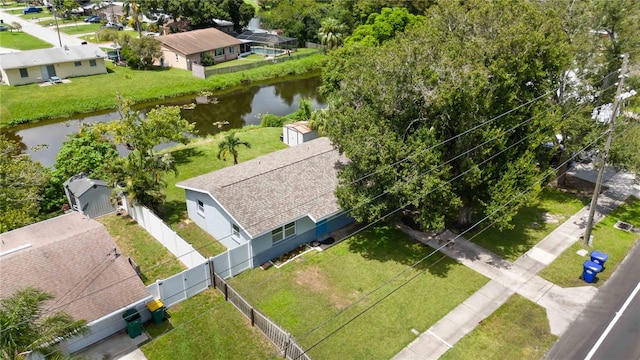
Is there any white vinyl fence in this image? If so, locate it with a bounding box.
[146,261,211,308]
[123,200,206,268]
[210,242,251,279]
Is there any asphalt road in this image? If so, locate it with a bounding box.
[0,8,85,48]
[546,240,640,360]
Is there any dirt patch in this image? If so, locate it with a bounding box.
[176,218,193,229]
[542,213,563,224]
[294,266,351,309]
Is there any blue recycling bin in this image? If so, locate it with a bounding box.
[590,251,609,267]
[583,261,602,283]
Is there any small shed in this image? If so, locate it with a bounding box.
[283,121,318,146]
[63,173,115,218]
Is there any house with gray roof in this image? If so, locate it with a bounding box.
[176,137,353,269]
[0,44,107,86]
[155,27,242,70]
[0,212,152,353]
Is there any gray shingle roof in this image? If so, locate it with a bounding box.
[64,173,109,197]
[156,27,242,56]
[176,137,347,237]
[0,45,106,70]
[0,213,150,323]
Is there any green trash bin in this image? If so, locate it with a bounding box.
[122,308,142,338]
[147,299,165,324]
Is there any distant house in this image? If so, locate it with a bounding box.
[155,27,242,70]
[176,137,353,269]
[212,18,235,34]
[0,212,152,354]
[283,121,318,146]
[64,173,115,218]
[0,45,107,86]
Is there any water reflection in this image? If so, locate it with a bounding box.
[9,76,324,167]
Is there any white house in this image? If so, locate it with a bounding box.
[282,121,318,146]
[64,173,115,218]
[0,45,107,86]
[176,137,353,270]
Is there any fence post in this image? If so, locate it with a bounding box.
[283,333,291,358]
[250,308,255,327]
[224,283,228,301]
[209,259,216,289]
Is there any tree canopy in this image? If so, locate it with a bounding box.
[0,287,87,359]
[0,136,49,233]
[217,131,250,165]
[321,0,570,231]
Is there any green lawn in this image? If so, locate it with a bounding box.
[0,30,52,50]
[207,48,319,70]
[441,295,557,360]
[142,289,277,359]
[471,188,588,261]
[539,196,640,287]
[59,23,102,34]
[229,224,489,360]
[0,53,325,125]
[98,213,186,284]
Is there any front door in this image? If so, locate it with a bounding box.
[46,65,56,78]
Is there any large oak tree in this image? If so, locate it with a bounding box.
[322,0,570,231]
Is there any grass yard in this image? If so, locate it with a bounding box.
[229,224,489,360]
[0,30,52,50]
[59,23,102,35]
[0,53,325,125]
[471,187,588,261]
[441,295,557,360]
[142,289,277,359]
[539,196,640,287]
[207,48,319,70]
[98,213,186,284]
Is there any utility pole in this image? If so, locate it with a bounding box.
[583,53,629,245]
[53,3,62,47]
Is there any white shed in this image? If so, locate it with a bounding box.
[63,173,115,218]
[282,121,318,146]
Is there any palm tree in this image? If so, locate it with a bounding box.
[217,132,251,165]
[318,18,346,50]
[0,287,88,359]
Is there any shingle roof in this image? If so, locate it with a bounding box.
[0,45,106,70]
[0,213,150,323]
[156,27,242,56]
[176,137,347,237]
[285,121,314,134]
[64,173,109,197]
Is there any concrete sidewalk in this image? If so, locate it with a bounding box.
[393,169,639,360]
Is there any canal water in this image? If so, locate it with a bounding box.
[5,75,324,167]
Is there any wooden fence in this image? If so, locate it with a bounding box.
[204,51,318,78]
[212,271,312,360]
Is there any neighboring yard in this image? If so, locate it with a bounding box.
[539,196,640,287]
[98,213,185,285]
[0,30,52,50]
[228,225,489,359]
[0,53,325,125]
[206,48,318,70]
[59,23,102,35]
[142,289,277,359]
[440,295,557,360]
[471,188,588,261]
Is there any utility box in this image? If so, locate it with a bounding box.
[147,299,166,324]
[582,260,602,283]
[122,308,142,338]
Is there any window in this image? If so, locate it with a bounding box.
[197,199,204,216]
[19,68,28,78]
[89,59,97,67]
[232,224,240,237]
[215,48,224,56]
[229,46,234,54]
[271,221,295,243]
[74,61,82,67]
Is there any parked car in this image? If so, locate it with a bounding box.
[0,25,8,32]
[22,6,43,14]
[101,22,123,30]
[84,15,100,23]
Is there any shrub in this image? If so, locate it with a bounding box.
[261,114,287,127]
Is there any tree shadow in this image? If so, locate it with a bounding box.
[346,224,456,277]
[161,199,187,226]
[171,147,203,165]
